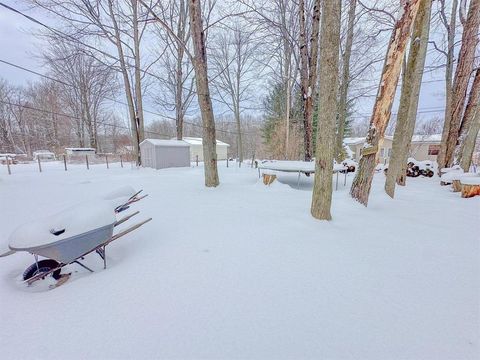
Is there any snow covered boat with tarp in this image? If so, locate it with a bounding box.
[0,186,152,286]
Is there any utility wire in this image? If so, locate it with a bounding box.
[0,2,258,137]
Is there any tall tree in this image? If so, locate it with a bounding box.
[435,0,459,175]
[211,24,258,165]
[335,0,357,162]
[298,0,321,161]
[189,0,219,187]
[455,68,480,171]
[350,0,421,206]
[384,0,432,198]
[438,0,480,169]
[311,0,341,220]
[154,0,195,140]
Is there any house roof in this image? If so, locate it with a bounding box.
[181,137,230,147]
[140,139,190,147]
[343,137,365,146]
[411,134,442,143]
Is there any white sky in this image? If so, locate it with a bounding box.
[0,0,456,129]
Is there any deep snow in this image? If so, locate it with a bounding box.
[0,161,479,359]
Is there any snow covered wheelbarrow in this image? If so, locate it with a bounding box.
[0,186,152,285]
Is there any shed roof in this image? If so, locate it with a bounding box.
[140,139,190,147]
[65,147,96,151]
[181,137,230,147]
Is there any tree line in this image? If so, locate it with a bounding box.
[0,0,478,220]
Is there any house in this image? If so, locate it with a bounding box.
[140,139,190,169]
[409,134,442,161]
[179,137,230,161]
[344,136,393,164]
[344,134,442,163]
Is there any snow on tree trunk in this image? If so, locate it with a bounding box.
[311,0,341,221]
[385,0,432,198]
[335,0,357,162]
[455,68,480,171]
[350,0,421,206]
[438,0,480,169]
[189,0,219,187]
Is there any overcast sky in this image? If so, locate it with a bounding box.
[0,0,452,129]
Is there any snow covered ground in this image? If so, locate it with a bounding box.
[0,161,479,359]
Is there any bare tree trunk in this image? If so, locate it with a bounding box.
[311,0,341,220]
[459,107,480,172]
[108,0,140,165]
[385,0,432,198]
[350,0,421,206]
[298,0,321,161]
[132,0,145,147]
[335,0,357,162]
[455,68,480,170]
[175,0,186,141]
[438,0,480,169]
[437,0,458,174]
[189,0,219,187]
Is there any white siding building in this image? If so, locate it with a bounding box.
[180,137,230,161]
[140,139,190,169]
[344,134,442,163]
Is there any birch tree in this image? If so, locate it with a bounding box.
[438,0,480,169]
[350,0,421,206]
[384,0,432,198]
[311,0,341,220]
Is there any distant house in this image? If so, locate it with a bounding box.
[140,139,190,169]
[33,150,56,161]
[179,137,230,161]
[344,134,442,163]
[65,148,96,157]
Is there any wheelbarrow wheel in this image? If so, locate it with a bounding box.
[23,259,61,281]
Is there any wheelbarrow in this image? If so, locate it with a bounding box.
[0,187,152,285]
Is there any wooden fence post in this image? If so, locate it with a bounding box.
[63,154,67,171]
[37,157,42,173]
[6,155,11,175]
[251,153,255,168]
[86,155,89,170]
[120,155,123,168]
[196,155,199,166]
[106,154,109,169]
[226,157,229,168]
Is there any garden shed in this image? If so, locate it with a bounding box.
[140,139,190,169]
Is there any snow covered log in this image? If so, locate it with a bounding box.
[452,180,462,192]
[460,176,480,198]
[461,184,480,198]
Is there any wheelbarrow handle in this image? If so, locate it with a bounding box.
[0,249,16,258]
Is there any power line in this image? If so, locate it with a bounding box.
[0,99,172,138]
[0,2,258,137]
